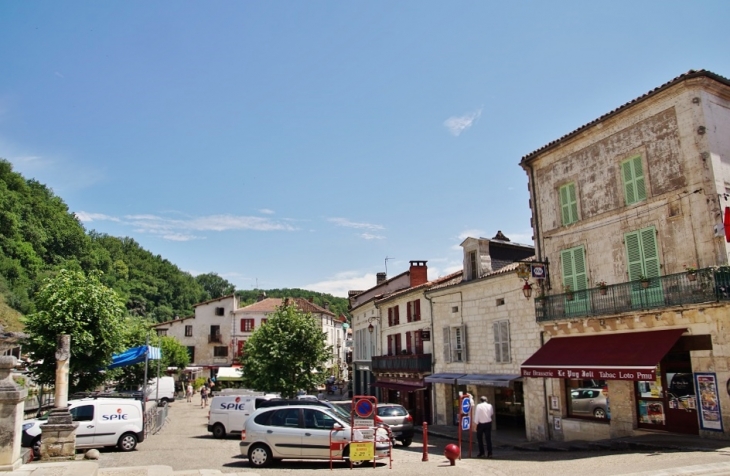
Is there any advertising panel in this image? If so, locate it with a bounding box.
[695,373,723,431]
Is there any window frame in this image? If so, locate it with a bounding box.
[443,325,468,363]
[493,320,511,363]
[240,318,255,332]
[185,325,193,337]
[213,346,228,357]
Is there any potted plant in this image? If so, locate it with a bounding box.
[596,280,608,295]
[639,274,651,289]
[684,264,698,282]
[564,285,574,301]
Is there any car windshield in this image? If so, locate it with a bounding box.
[328,404,352,422]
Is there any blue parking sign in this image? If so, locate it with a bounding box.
[461,416,471,430]
[461,397,471,415]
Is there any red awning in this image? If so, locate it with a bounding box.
[373,382,427,392]
[521,329,686,381]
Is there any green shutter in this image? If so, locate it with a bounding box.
[561,246,586,291]
[640,227,660,278]
[559,183,578,225]
[625,231,644,281]
[625,227,659,279]
[622,156,646,205]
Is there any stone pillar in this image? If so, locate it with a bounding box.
[40,334,78,460]
[0,355,28,471]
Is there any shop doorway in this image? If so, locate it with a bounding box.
[635,351,698,435]
[494,382,526,429]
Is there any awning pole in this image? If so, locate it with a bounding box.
[143,333,149,409]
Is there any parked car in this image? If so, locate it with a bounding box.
[376,403,414,446]
[240,405,391,468]
[569,388,608,418]
[22,396,145,457]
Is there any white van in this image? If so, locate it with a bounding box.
[144,376,175,405]
[22,397,145,455]
[208,394,277,438]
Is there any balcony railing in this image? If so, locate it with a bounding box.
[535,267,730,322]
[372,353,432,373]
[208,334,222,343]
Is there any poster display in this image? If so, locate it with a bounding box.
[695,373,723,431]
[638,400,665,425]
[637,365,663,398]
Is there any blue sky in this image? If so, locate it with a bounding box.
[1,1,728,297]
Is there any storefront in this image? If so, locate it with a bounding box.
[521,328,716,438]
[373,377,430,424]
[455,374,524,428]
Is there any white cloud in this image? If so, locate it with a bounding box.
[360,233,385,240]
[304,271,378,298]
[259,209,275,215]
[450,229,486,250]
[328,217,384,231]
[444,108,482,136]
[77,211,297,241]
[54,72,64,78]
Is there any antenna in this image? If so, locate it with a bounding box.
[385,256,394,275]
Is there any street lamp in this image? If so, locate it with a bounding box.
[367,316,381,333]
[522,281,533,299]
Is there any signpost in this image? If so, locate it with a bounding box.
[457,394,473,459]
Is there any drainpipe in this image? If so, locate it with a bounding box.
[424,292,436,425]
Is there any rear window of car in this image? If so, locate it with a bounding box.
[253,410,275,425]
[377,406,407,417]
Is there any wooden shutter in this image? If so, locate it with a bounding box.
[387,335,393,356]
[493,322,501,363]
[240,319,245,332]
[237,340,245,356]
[388,308,393,326]
[622,156,647,205]
[415,329,423,354]
[442,327,451,363]
[461,325,468,362]
[395,334,402,353]
[625,231,644,281]
[415,299,421,321]
[641,227,660,278]
[394,306,400,325]
[561,246,587,291]
[406,331,412,354]
[407,302,412,322]
[560,183,578,225]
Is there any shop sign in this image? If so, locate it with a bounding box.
[421,330,431,341]
[377,376,424,386]
[521,366,656,381]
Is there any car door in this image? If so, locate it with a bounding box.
[265,408,302,457]
[301,408,346,458]
[570,390,590,414]
[69,403,96,447]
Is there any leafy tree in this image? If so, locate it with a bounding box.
[23,269,126,393]
[196,272,235,300]
[239,303,331,398]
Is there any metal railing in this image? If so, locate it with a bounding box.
[371,353,432,373]
[535,267,730,322]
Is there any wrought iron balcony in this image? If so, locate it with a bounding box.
[535,267,730,322]
[372,353,432,373]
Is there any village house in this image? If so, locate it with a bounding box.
[519,70,730,442]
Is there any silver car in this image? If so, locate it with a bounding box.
[240,404,390,467]
[569,388,608,418]
[376,403,414,446]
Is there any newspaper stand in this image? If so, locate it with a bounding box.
[329,395,392,470]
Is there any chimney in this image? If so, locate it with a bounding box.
[409,261,428,287]
[257,292,267,302]
[323,301,330,311]
[376,272,387,285]
[308,297,314,303]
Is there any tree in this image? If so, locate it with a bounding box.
[196,272,235,300]
[239,303,330,397]
[23,269,126,393]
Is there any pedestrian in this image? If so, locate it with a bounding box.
[200,385,209,408]
[475,395,494,458]
[186,383,193,403]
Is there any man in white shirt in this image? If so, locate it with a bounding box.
[475,396,494,458]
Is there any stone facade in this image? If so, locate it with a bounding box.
[0,356,28,470]
[520,70,730,442]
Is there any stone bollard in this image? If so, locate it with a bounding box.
[0,355,28,471]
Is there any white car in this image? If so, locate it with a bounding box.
[240,404,391,468]
[22,397,145,457]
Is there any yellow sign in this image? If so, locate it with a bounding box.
[516,263,530,279]
[349,442,374,461]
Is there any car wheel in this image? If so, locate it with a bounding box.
[118,432,138,452]
[248,444,273,468]
[401,438,412,447]
[594,408,607,419]
[212,423,226,439]
[32,437,41,458]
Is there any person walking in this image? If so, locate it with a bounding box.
[186,383,193,403]
[475,395,494,458]
[200,385,209,408]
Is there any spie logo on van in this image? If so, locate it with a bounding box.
[220,397,247,411]
[102,408,129,421]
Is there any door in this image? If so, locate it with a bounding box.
[301,408,345,458]
[69,404,96,446]
[664,352,699,435]
[266,408,302,457]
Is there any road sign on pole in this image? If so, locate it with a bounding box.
[461,416,470,431]
[461,396,472,415]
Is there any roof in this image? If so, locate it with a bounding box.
[152,315,194,327]
[237,297,335,316]
[192,293,236,308]
[374,271,463,304]
[427,258,534,293]
[520,69,730,164]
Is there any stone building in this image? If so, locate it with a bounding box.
[519,70,730,442]
[425,234,537,435]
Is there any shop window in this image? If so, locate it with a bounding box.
[565,379,609,421]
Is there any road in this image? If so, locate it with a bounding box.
[97,399,730,475]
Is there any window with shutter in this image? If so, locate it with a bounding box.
[415,329,423,354]
[407,302,412,322]
[388,308,393,327]
[468,251,478,280]
[394,306,400,325]
[442,327,451,363]
[625,226,663,306]
[494,321,511,363]
[387,335,394,356]
[622,155,647,206]
[451,326,465,362]
[559,182,579,225]
[395,334,402,354]
[561,246,590,315]
[406,331,412,354]
[414,300,421,321]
